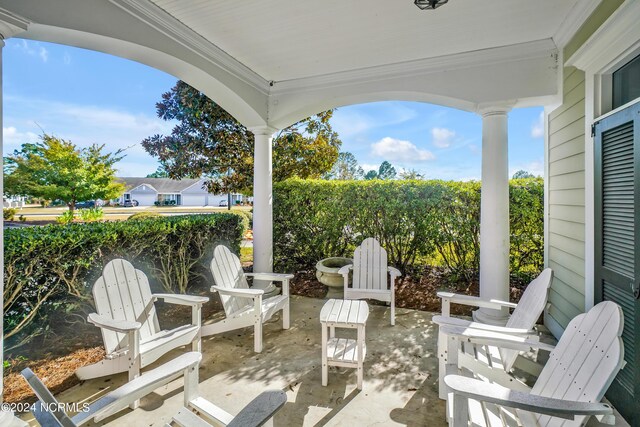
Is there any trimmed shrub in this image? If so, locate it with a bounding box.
[3,214,243,344]
[273,178,543,280]
[3,207,18,221]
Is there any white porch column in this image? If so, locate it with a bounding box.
[248,126,278,295]
[473,106,511,325]
[0,34,29,427]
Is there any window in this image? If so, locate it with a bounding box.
[612,53,640,109]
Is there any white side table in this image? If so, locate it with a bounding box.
[320,299,369,390]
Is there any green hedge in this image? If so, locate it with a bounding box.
[273,178,543,280]
[4,214,243,343]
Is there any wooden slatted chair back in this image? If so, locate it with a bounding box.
[530,301,624,427]
[210,245,251,316]
[500,268,554,371]
[22,368,76,427]
[93,259,160,355]
[352,238,388,291]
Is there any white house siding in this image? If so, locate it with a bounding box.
[130,186,157,206]
[181,194,207,206]
[546,66,586,332]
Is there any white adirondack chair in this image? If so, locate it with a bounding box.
[76,259,209,387]
[444,300,625,427]
[338,238,401,325]
[23,351,287,427]
[24,352,202,426]
[433,268,553,398]
[201,245,292,353]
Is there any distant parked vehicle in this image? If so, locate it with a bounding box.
[219,200,228,207]
[123,200,139,207]
[76,200,96,209]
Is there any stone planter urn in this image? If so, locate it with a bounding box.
[316,257,352,298]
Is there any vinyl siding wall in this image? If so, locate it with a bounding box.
[545,0,624,333]
[546,66,586,330]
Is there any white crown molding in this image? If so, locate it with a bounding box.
[566,0,640,72]
[271,39,558,95]
[0,7,29,39]
[108,0,269,94]
[553,0,601,49]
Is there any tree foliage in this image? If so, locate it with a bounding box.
[4,134,125,212]
[325,152,364,180]
[142,81,342,194]
[364,160,397,180]
[399,169,424,180]
[512,170,535,179]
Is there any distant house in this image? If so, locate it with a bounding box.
[116,177,245,207]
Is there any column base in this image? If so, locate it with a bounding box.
[472,308,509,326]
[253,281,281,297]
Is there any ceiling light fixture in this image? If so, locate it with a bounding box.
[414,0,449,10]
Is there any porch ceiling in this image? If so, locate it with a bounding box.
[148,0,579,82]
[0,0,594,126]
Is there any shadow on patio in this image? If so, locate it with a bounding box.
[20,295,446,426]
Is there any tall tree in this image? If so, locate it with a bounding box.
[4,134,125,213]
[365,161,397,180]
[512,169,535,179]
[142,81,342,194]
[378,161,397,180]
[325,152,364,180]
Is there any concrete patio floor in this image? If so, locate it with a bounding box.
[22,295,446,426]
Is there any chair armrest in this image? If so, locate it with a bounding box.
[227,390,288,427]
[154,293,209,306]
[245,272,294,282]
[211,286,264,298]
[445,375,613,420]
[432,315,534,336]
[388,266,401,278]
[437,292,517,310]
[338,264,353,276]
[73,352,203,424]
[88,313,141,333]
[440,325,555,353]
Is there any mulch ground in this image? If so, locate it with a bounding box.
[3,265,525,405]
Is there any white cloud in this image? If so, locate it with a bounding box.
[331,103,417,138]
[13,40,49,63]
[531,111,544,139]
[371,137,435,162]
[39,47,49,62]
[431,127,456,148]
[4,96,174,176]
[63,52,71,65]
[3,126,39,148]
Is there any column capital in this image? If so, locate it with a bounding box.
[0,10,29,40]
[248,125,279,136]
[476,102,514,118]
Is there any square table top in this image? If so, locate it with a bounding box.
[320,299,369,326]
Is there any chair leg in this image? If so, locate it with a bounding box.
[254,318,263,353]
[390,298,395,326]
[283,301,290,330]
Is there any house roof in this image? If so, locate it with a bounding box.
[118,177,204,193]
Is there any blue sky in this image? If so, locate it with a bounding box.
[4,39,544,180]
